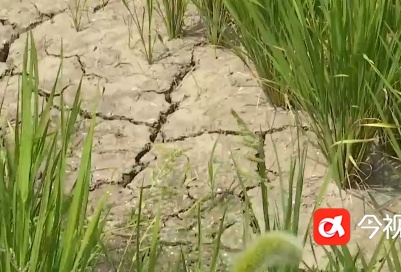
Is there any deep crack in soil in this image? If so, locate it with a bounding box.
[0,10,65,63]
[163,125,309,143]
[0,0,111,63]
[118,48,197,187]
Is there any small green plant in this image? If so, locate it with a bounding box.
[155,0,188,39]
[121,0,157,64]
[0,32,107,271]
[191,0,232,45]
[67,0,89,31]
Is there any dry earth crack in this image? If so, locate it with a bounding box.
[163,125,310,143]
[0,0,111,63]
[0,8,66,63]
[119,49,197,187]
[44,48,107,81]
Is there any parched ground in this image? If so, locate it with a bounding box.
[1,0,401,270]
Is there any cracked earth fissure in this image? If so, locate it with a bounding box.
[163,125,310,143]
[0,10,65,63]
[117,49,197,187]
[0,0,111,63]
[38,48,198,190]
[44,49,107,82]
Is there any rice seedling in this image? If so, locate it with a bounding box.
[191,0,232,45]
[0,32,107,272]
[224,0,401,187]
[221,1,287,107]
[67,0,89,31]
[121,0,157,64]
[155,0,188,39]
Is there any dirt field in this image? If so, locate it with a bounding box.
[1,0,401,270]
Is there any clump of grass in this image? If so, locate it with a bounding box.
[191,0,232,45]
[155,0,188,39]
[222,1,287,107]
[224,0,401,187]
[0,32,107,271]
[121,0,157,64]
[67,0,89,31]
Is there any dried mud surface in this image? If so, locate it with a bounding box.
[1,0,400,270]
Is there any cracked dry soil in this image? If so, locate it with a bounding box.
[2,0,401,270]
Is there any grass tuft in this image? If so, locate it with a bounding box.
[191,0,232,46]
[156,0,188,39]
[223,0,288,107]
[67,0,89,31]
[122,0,157,64]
